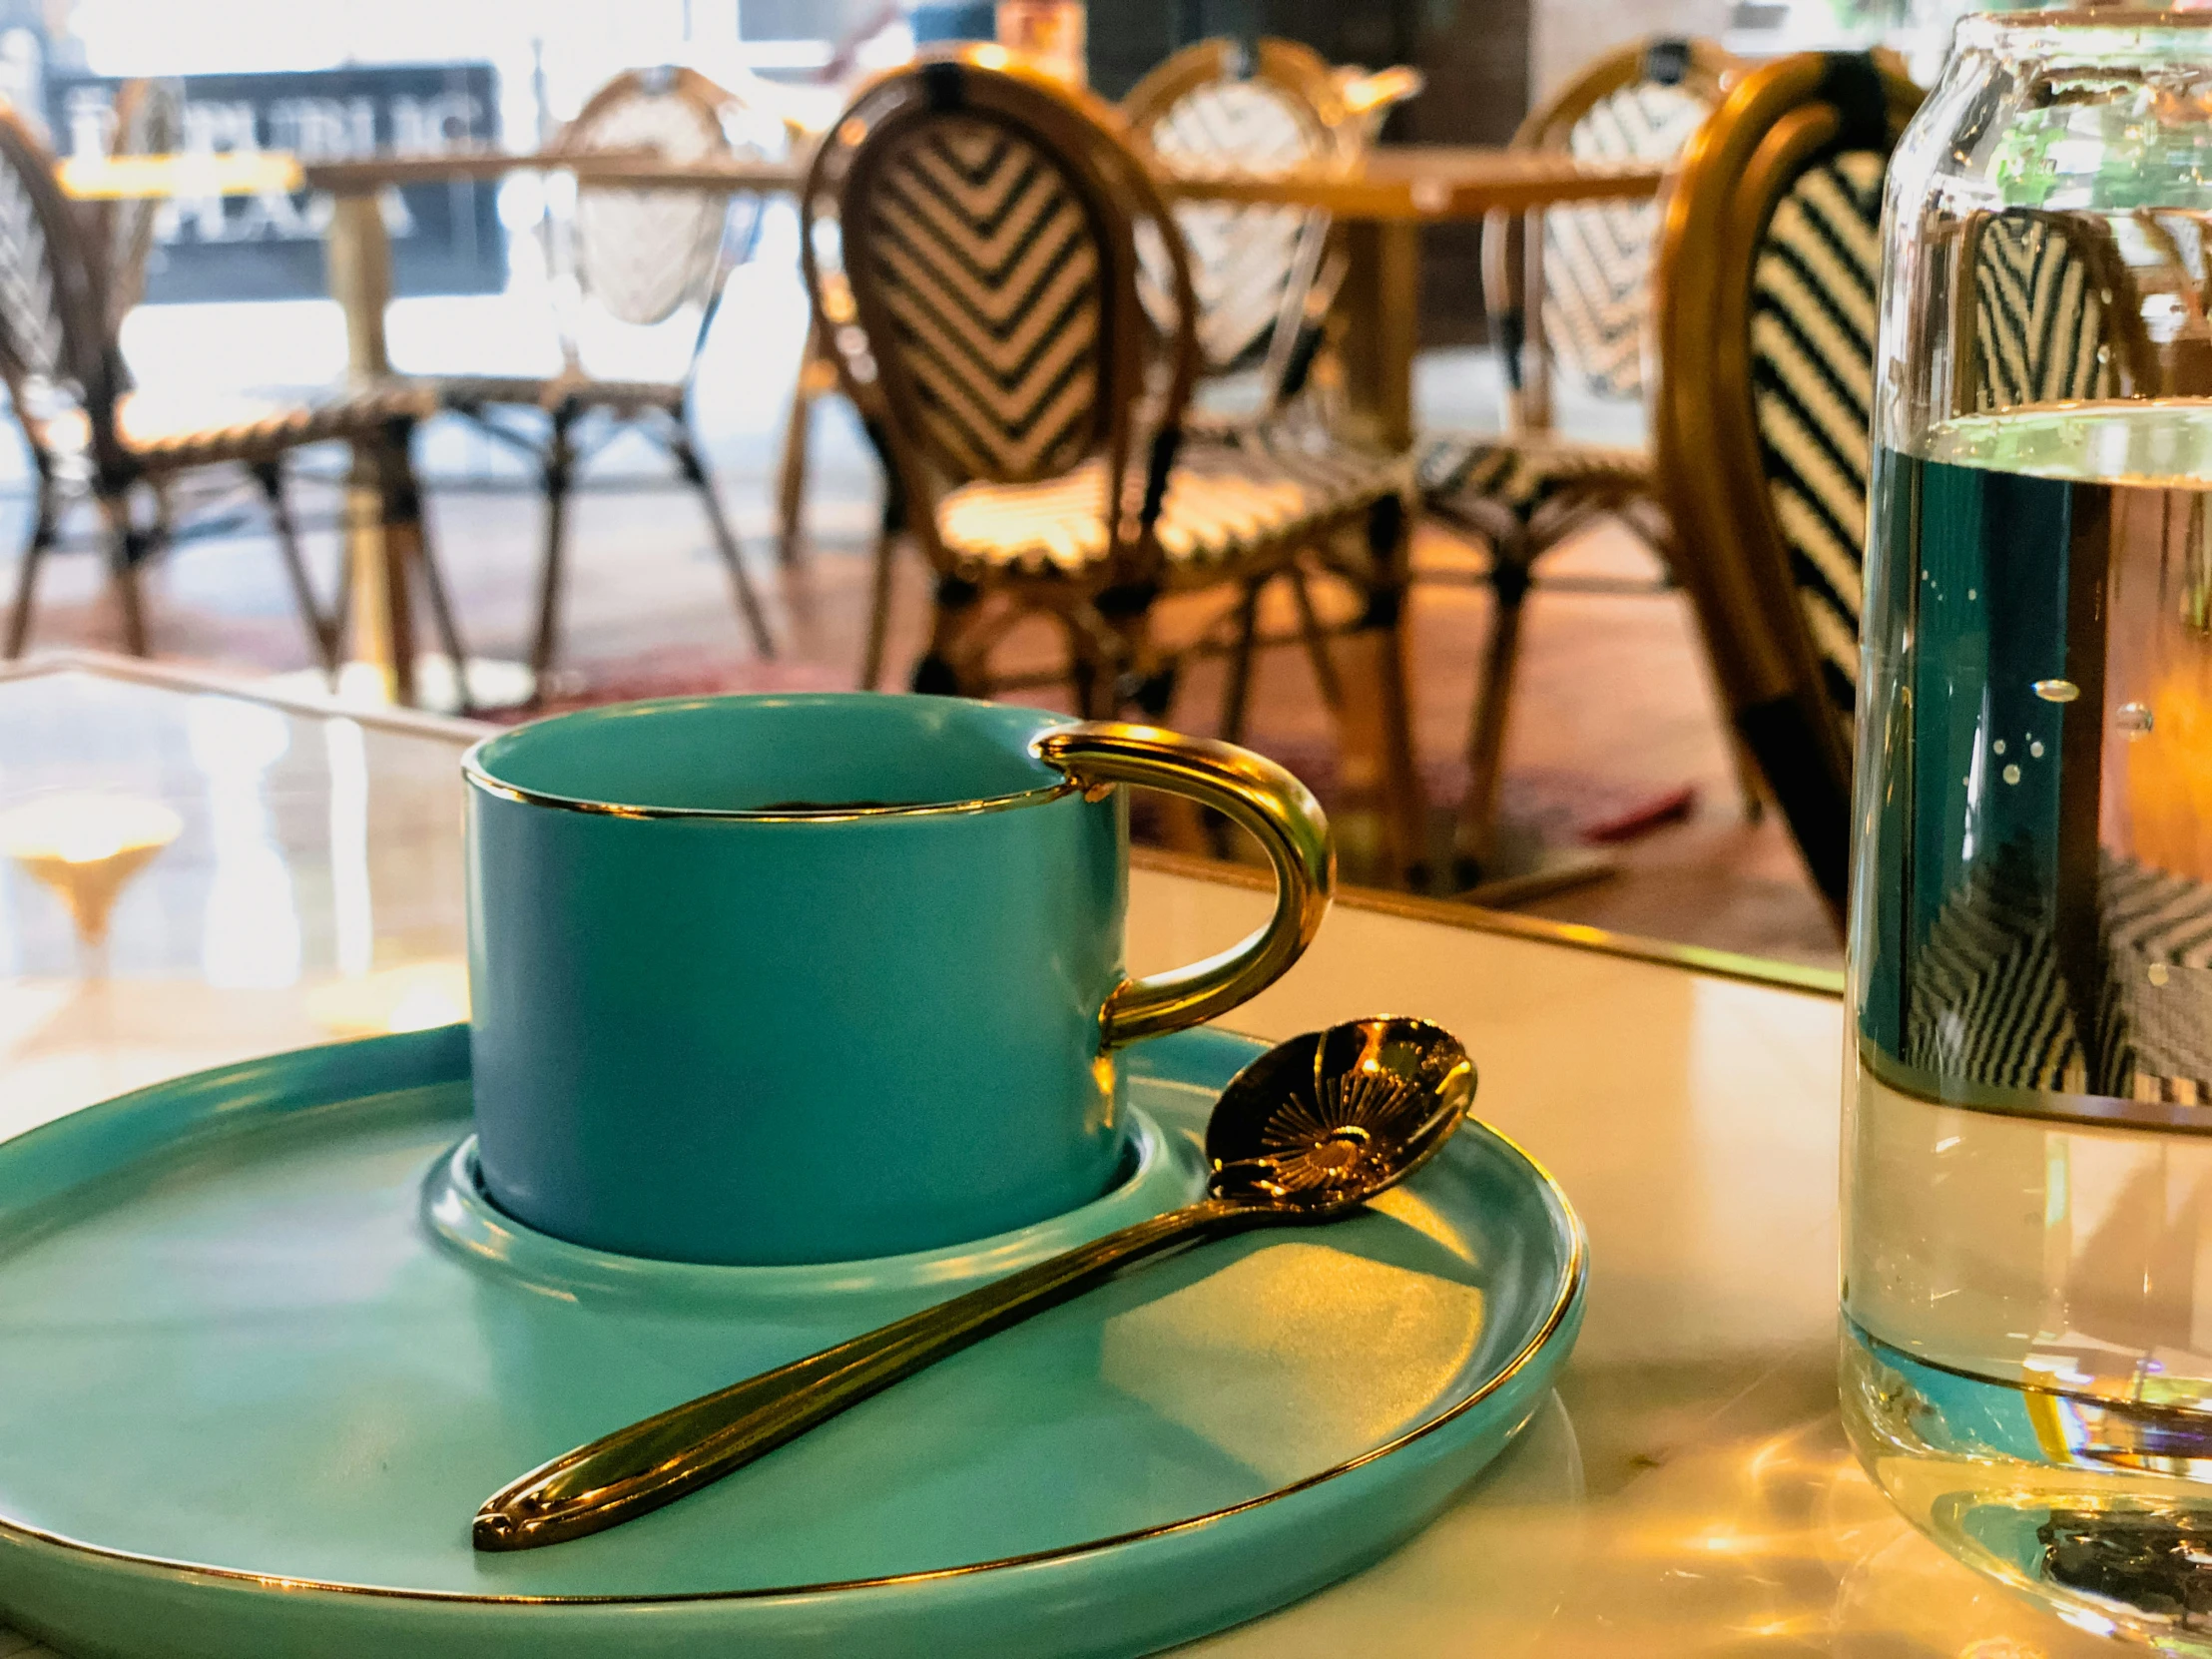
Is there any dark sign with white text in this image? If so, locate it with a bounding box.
[47,64,506,302]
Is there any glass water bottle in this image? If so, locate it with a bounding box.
[1845,9,2212,1645]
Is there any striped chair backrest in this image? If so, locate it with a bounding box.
[1139,74,1332,374]
[1904,843,2212,1101]
[0,106,114,444]
[564,68,742,328]
[856,110,1107,483]
[806,59,1197,580]
[1963,210,2143,412]
[1649,51,1922,922]
[1546,77,1714,400]
[1746,148,1887,726]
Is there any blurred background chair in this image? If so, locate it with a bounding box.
[848,37,1421,696]
[1121,37,1421,753]
[1648,50,1923,922]
[1417,37,1738,882]
[426,65,785,685]
[805,54,1425,876]
[1123,37,1363,431]
[0,99,440,675]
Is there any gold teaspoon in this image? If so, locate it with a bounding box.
[472,1017,1475,1553]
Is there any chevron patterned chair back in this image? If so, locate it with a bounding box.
[808,56,1187,528]
[1894,841,2212,1103]
[1958,210,2156,414]
[563,67,759,335]
[413,65,783,683]
[1650,51,1925,922]
[0,111,109,432]
[1484,38,1736,426]
[1121,39,1367,412]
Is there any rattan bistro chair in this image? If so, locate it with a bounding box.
[0,103,441,670]
[803,55,1425,873]
[1416,39,1742,880]
[1649,52,1923,919]
[1119,39,1428,751]
[1418,41,1739,864]
[847,39,1414,693]
[431,66,780,681]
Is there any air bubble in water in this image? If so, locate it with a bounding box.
[2034,680,2081,703]
[2119,703,2154,736]
[1993,739,2007,755]
[2002,764,2021,785]
[2029,740,2044,759]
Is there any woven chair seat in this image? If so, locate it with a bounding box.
[38,383,434,475]
[430,373,686,416]
[1416,433,1650,527]
[936,435,1403,584]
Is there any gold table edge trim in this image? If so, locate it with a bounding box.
[1130,847,1846,1001]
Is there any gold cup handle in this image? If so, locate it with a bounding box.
[1032,723,1334,1047]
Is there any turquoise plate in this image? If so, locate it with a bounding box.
[0,1025,1585,1658]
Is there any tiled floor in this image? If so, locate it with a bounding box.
[0,236,1842,970]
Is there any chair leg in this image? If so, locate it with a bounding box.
[97,486,150,658]
[1454,532,1535,885]
[251,458,340,681]
[776,317,830,567]
[531,407,577,683]
[1288,564,1345,712]
[672,426,776,660]
[1336,495,1426,887]
[860,523,899,691]
[1064,612,1110,721]
[1219,580,1262,745]
[858,420,905,690]
[5,472,59,659]
[407,500,474,718]
[371,416,475,714]
[912,575,983,698]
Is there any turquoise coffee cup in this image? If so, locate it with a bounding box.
[462,694,1332,1265]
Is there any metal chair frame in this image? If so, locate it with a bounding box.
[0,95,444,677]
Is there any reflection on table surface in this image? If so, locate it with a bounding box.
[0,656,2142,1654]
[0,665,469,1138]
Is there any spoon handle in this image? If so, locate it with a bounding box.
[473,1195,1257,1551]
